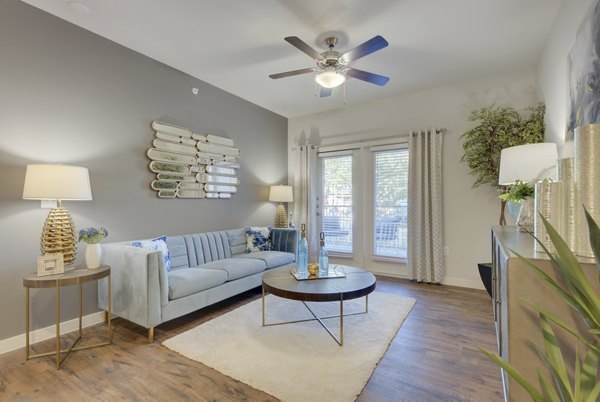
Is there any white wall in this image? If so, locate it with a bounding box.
[537,0,596,157]
[288,70,538,289]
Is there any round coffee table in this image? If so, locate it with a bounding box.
[261,265,376,346]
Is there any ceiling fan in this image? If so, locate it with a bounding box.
[269,35,390,97]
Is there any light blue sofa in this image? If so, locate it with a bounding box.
[98,227,299,341]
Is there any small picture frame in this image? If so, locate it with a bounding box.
[37,254,65,277]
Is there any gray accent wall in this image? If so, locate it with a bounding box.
[0,1,287,340]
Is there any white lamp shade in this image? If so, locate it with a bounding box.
[269,185,293,203]
[23,164,92,200]
[498,143,558,185]
[315,70,346,89]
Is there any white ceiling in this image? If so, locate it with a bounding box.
[21,0,561,118]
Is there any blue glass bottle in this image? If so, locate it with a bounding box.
[297,224,308,276]
[318,232,328,276]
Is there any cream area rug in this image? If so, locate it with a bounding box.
[163,291,415,402]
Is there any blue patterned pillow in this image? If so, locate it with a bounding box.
[132,236,171,272]
[245,226,271,253]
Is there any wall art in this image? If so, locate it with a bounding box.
[567,0,600,139]
[147,121,240,199]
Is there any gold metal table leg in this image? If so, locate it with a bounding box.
[79,282,83,336]
[25,288,29,360]
[262,285,265,327]
[55,280,60,369]
[107,273,112,344]
[339,294,344,346]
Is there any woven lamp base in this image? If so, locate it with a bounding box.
[274,204,288,228]
[41,207,77,265]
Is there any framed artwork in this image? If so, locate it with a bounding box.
[567,0,600,139]
[37,253,65,277]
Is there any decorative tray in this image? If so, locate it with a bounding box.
[291,266,346,281]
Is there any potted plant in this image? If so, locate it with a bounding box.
[499,179,536,231]
[461,103,545,293]
[480,210,600,400]
[78,227,109,269]
[460,103,545,223]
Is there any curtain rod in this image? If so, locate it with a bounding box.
[290,128,447,150]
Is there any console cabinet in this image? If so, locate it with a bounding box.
[491,226,597,402]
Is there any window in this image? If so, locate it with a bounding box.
[373,147,409,258]
[320,154,353,253]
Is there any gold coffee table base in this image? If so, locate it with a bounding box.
[261,287,369,346]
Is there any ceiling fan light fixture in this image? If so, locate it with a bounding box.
[315,69,346,89]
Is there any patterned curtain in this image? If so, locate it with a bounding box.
[292,145,319,261]
[407,129,444,283]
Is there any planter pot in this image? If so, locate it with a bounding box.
[477,263,493,298]
[85,243,102,269]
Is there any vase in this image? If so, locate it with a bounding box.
[574,124,600,257]
[558,157,577,252]
[534,181,562,253]
[85,243,102,269]
[516,197,534,232]
[506,201,522,223]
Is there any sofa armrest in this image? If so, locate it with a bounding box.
[98,244,168,329]
[270,228,299,262]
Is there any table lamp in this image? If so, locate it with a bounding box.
[498,143,557,229]
[23,164,92,265]
[269,185,293,228]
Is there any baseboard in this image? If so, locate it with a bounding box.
[372,270,485,290]
[0,311,106,356]
[442,277,485,290]
[370,270,407,279]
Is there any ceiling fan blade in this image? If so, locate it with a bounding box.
[284,36,325,61]
[346,68,390,86]
[269,67,316,79]
[340,35,388,63]
[320,87,332,97]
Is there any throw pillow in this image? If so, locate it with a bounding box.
[245,226,271,253]
[132,235,171,272]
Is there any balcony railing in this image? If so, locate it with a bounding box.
[321,204,407,258]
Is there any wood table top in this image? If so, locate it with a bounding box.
[23,265,110,288]
[262,265,376,302]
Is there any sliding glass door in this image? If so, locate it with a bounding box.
[372,147,409,259]
[319,152,353,254]
[317,142,408,276]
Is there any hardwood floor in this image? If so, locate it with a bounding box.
[0,277,503,401]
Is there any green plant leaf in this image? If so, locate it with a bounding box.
[520,299,600,355]
[541,213,600,329]
[537,315,574,400]
[478,348,544,402]
[575,345,581,402]
[580,348,598,398]
[513,250,592,324]
[584,208,600,280]
[585,380,600,402]
[538,370,561,402]
[460,103,544,188]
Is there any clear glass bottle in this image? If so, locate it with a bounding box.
[297,224,308,275]
[318,232,328,276]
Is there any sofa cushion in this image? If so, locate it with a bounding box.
[168,268,228,300]
[245,226,271,252]
[226,228,247,255]
[199,258,267,281]
[237,251,295,268]
[132,236,171,272]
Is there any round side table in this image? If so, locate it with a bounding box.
[23,265,111,369]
